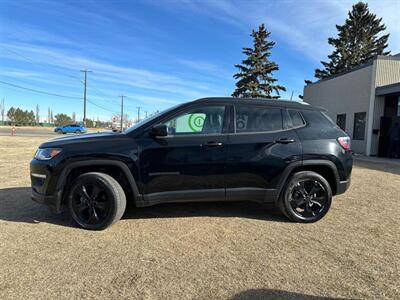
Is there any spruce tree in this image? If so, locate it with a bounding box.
[232,24,285,99]
[315,1,390,79]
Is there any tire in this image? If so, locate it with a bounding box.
[75,130,81,134]
[67,172,126,230]
[57,129,62,134]
[278,171,332,223]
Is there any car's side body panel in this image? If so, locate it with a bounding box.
[296,109,353,181]
[225,129,302,202]
[137,133,229,204]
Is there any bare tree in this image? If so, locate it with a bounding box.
[1,98,4,124]
[35,104,40,125]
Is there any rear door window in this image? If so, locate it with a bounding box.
[235,105,283,133]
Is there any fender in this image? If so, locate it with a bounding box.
[302,159,340,183]
[55,159,142,206]
[275,159,340,203]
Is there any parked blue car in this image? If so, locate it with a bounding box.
[54,124,87,134]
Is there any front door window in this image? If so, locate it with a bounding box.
[163,106,226,135]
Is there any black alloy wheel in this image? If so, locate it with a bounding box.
[67,172,126,230]
[280,171,332,223]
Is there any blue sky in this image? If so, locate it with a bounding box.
[0,0,399,122]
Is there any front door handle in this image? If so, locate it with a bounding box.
[200,141,223,148]
[275,138,295,144]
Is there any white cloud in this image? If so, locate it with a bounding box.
[0,21,74,46]
[0,69,42,78]
[176,0,399,61]
[0,42,224,100]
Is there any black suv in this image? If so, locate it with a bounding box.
[30,97,352,230]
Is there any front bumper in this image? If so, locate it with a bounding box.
[336,178,351,195]
[31,189,61,213]
[30,159,63,213]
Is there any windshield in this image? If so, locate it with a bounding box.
[124,104,181,134]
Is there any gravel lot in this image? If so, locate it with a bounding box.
[0,136,399,299]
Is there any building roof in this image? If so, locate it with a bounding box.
[376,82,400,96]
[306,53,400,86]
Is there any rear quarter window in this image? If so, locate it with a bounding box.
[300,110,334,127]
[288,110,305,127]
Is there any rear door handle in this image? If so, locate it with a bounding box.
[200,141,223,148]
[275,138,295,144]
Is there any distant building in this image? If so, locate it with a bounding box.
[304,54,400,156]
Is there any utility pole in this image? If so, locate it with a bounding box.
[80,69,92,125]
[145,111,148,118]
[136,106,141,123]
[120,95,125,132]
[290,91,294,101]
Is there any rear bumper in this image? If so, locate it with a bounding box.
[336,178,351,195]
[31,189,62,213]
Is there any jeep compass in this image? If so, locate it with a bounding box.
[30,97,352,230]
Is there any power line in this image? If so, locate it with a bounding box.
[2,45,121,106]
[0,45,84,84]
[1,78,117,114]
[88,80,120,106]
[0,80,83,99]
[1,45,129,117]
[87,99,116,113]
[0,45,119,110]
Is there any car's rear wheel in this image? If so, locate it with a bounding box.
[75,130,81,134]
[67,172,126,230]
[279,171,332,223]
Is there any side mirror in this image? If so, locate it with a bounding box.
[150,124,168,137]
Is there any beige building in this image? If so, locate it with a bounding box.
[304,54,400,156]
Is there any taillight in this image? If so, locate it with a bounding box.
[337,136,351,151]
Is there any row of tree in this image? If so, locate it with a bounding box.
[232,1,390,98]
[52,113,112,128]
[6,108,75,127]
[5,107,122,128]
[6,107,36,126]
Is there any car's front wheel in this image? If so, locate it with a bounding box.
[75,130,81,134]
[279,171,332,223]
[67,172,126,230]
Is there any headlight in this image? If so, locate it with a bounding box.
[34,148,62,160]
